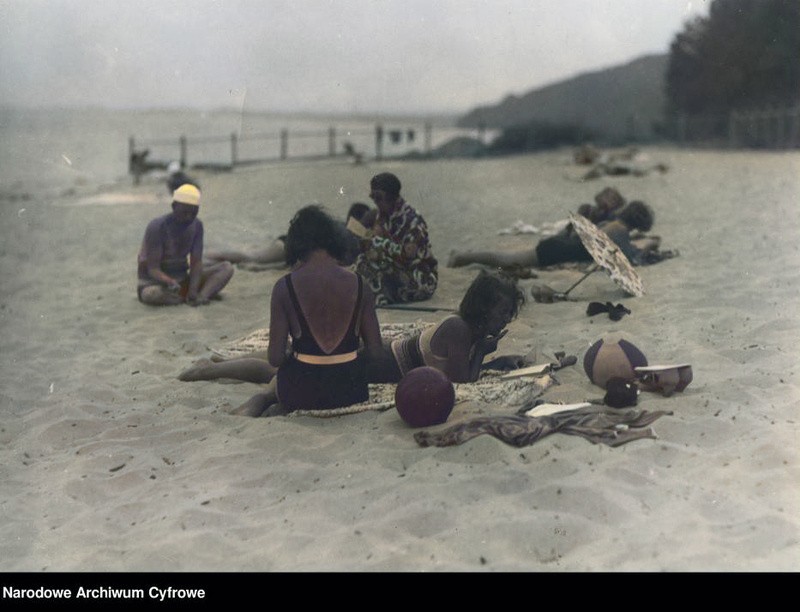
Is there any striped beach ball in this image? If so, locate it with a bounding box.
[583,334,648,390]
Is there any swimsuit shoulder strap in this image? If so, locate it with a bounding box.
[344,274,364,337]
[284,273,313,338]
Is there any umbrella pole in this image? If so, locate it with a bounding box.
[561,264,599,297]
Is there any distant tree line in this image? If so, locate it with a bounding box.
[664,0,800,139]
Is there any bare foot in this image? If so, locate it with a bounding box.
[227,402,266,417]
[261,403,289,417]
[178,358,215,381]
[447,250,465,267]
[226,391,278,417]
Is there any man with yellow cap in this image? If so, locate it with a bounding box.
[137,184,234,306]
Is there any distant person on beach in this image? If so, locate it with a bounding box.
[179,271,529,390]
[355,172,438,305]
[448,200,662,270]
[137,184,234,306]
[166,161,200,193]
[204,202,377,269]
[580,148,669,181]
[581,187,626,225]
[228,205,383,417]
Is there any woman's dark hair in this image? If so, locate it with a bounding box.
[284,204,347,265]
[617,200,654,232]
[370,172,401,198]
[577,203,593,219]
[458,272,524,332]
[347,202,371,221]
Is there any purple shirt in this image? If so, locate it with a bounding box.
[137,213,204,281]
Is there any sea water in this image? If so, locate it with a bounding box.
[0,106,476,202]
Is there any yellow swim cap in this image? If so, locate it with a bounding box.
[173,183,201,206]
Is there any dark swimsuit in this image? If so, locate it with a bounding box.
[276,273,369,411]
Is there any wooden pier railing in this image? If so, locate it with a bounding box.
[129,122,435,182]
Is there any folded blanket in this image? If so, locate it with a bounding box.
[414,406,672,448]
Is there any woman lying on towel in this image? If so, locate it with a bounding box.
[364,271,526,384]
[179,272,529,415]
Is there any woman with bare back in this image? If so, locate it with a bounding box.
[230,204,383,417]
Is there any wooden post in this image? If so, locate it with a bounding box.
[280,129,288,160]
[128,137,135,175]
[375,124,383,161]
[424,122,432,155]
[179,136,187,168]
[231,133,238,167]
[328,127,336,157]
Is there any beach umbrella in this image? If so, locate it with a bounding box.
[561,212,645,298]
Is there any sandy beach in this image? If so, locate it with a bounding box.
[1,146,798,572]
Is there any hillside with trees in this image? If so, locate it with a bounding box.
[457,54,669,144]
[456,0,799,152]
[664,0,800,142]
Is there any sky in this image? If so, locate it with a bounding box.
[0,0,711,116]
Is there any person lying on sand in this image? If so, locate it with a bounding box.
[179,271,532,416]
[355,172,438,305]
[204,202,377,270]
[137,184,234,306]
[580,186,626,225]
[448,200,668,270]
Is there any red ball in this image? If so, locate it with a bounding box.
[395,366,455,428]
[583,334,648,390]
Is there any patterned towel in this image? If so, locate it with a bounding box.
[213,321,432,359]
[214,322,555,418]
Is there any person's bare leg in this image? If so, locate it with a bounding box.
[447,247,538,268]
[178,357,276,383]
[631,236,661,252]
[227,393,274,417]
[207,349,268,363]
[139,285,184,306]
[228,380,279,417]
[205,240,286,265]
[204,249,252,264]
[198,261,234,301]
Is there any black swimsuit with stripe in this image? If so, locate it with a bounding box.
[276,273,369,411]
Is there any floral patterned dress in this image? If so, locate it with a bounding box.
[355,199,438,305]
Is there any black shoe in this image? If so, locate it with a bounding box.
[586,301,610,316]
[607,303,631,321]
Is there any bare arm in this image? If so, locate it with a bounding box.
[144,238,180,288]
[429,318,479,383]
[267,279,291,368]
[359,284,383,360]
[467,330,508,381]
[447,248,538,269]
[186,225,204,303]
[186,256,203,303]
